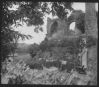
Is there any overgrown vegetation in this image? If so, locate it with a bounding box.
[1,1,97,85]
[29,37,80,58]
[1,57,92,84]
[1,1,73,62]
[28,35,97,71]
[1,1,87,62]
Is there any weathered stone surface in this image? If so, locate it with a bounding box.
[46,18,69,40]
[87,46,97,85]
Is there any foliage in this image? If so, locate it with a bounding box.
[1,57,92,85]
[2,1,72,26]
[40,37,81,53]
[86,36,97,48]
[29,37,82,63]
[16,43,30,54]
[29,43,41,58]
[1,1,33,62]
[1,57,69,84]
[39,40,50,51]
[51,2,73,19]
[1,58,30,84]
[1,2,97,85]
[1,1,73,62]
[1,28,32,62]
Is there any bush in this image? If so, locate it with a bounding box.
[1,58,35,84]
[43,60,61,69]
[86,36,97,48]
[29,43,40,58]
[28,63,43,70]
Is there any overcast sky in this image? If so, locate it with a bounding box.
[12,3,98,44]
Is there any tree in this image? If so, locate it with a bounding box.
[29,43,40,58]
[51,2,73,19]
[1,1,73,62]
[1,1,32,62]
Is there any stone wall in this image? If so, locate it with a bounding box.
[46,17,70,40]
[46,16,83,41]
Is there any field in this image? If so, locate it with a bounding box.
[14,53,32,64]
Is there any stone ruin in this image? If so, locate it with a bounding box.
[46,10,85,41]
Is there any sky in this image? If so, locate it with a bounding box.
[11,3,98,44]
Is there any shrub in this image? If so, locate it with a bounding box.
[39,40,49,51]
[60,62,74,73]
[43,60,61,69]
[29,43,40,58]
[1,58,31,84]
[28,63,43,70]
[86,36,97,48]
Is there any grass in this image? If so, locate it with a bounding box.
[14,52,32,64]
